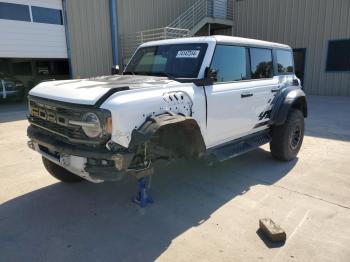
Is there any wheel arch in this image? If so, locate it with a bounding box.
[270,86,308,126]
[129,113,206,158]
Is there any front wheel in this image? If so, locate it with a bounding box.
[270,109,305,161]
[42,157,84,183]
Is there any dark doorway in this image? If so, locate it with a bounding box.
[293,48,306,85]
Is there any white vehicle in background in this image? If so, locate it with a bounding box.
[0,73,25,102]
[27,36,307,206]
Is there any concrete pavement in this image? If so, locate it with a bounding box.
[0,96,349,262]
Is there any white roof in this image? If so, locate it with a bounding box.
[140,35,291,49]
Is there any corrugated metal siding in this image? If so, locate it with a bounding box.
[234,0,350,96]
[65,0,113,78]
[116,0,197,63]
[0,0,67,59]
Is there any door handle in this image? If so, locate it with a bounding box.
[271,87,280,93]
[241,92,253,98]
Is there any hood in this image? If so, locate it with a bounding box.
[29,75,173,105]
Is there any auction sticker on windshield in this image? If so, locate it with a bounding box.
[176,50,200,58]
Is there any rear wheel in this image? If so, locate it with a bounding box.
[270,109,304,161]
[42,157,84,183]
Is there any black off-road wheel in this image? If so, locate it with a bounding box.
[270,109,304,161]
[42,157,84,183]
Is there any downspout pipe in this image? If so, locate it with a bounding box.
[62,0,73,78]
[109,0,119,66]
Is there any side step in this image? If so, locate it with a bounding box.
[209,131,271,162]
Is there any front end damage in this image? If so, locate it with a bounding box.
[26,88,204,206]
[26,95,155,183]
[27,125,138,182]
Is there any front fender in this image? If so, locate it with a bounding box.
[100,87,198,148]
[270,86,307,126]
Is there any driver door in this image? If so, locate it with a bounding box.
[205,45,255,147]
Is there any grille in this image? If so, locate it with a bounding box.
[28,99,87,142]
[31,116,83,139]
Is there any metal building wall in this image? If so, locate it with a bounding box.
[65,0,113,78]
[116,0,197,63]
[234,0,350,96]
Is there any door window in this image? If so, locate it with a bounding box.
[210,45,247,82]
[250,48,273,79]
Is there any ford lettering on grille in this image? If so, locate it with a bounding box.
[31,104,68,126]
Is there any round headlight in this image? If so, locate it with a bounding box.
[82,113,102,138]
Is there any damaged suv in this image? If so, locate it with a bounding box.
[27,36,307,185]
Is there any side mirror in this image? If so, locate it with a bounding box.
[111,65,120,75]
[204,67,217,82]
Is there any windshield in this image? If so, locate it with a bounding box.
[125,43,208,78]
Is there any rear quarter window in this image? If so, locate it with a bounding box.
[276,50,294,74]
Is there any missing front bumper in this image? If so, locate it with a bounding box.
[27,125,135,182]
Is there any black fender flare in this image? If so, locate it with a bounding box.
[270,86,308,126]
[129,112,206,156]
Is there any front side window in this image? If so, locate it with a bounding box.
[32,6,63,25]
[276,50,294,73]
[250,48,273,79]
[210,45,247,82]
[125,43,208,78]
[0,2,30,22]
[326,39,350,71]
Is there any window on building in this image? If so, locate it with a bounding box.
[276,50,294,73]
[250,48,273,79]
[326,39,350,71]
[31,6,63,25]
[0,2,30,22]
[210,45,247,82]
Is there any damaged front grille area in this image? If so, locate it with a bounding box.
[28,96,111,145]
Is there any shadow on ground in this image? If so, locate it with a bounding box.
[0,101,28,123]
[0,148,297,262]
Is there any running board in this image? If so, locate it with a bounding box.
[208,131,271,162]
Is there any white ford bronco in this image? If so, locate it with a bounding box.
[27,36,307,203]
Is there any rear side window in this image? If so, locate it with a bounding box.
[0,2,30,22]
[276,50,294,73]
[210,45,247,82]
[250,48,273,79]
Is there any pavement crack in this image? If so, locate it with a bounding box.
[272,184,350,210]
[243,174,350,210]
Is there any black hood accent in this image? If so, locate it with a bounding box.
[90,75,172,107]
[94,86,129,107]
